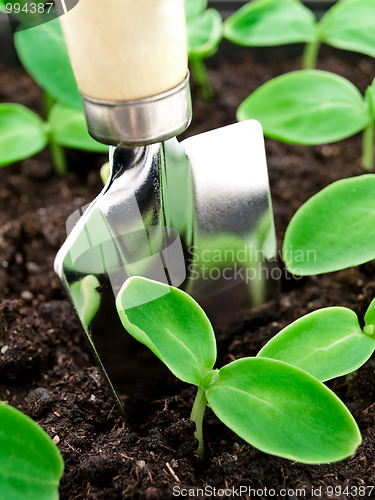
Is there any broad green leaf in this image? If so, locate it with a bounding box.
[14,18,82,109]
[319,0,375,58]
[185,0,207,21]
[206,357,361,464]
[49,103,109,153]
[364,298,375,328]
[237,70,370,145]
[224,0,316,47]
[283,175,375,275]
[116,277,216,386]
[258,307,375,382]
[0,103,47,166]
[187,8,223,59]
[71,275,101,328]
[0,402,64,500]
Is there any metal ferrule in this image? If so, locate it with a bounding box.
[82,73,192,147]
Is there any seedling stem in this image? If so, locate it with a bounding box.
[190,58,213,102]
[363,87,375,171]
[50,139,69,176]
[117,277,363,465]
[362,121,374,171]
[43,90,54,117]
[44,91,69,176]
[302,40,321,70]
[190,386,207,460]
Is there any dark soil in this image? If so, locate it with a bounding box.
[1,43,375,499]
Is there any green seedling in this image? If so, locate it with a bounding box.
[283,174,375,275]
[116,276,361,464]
[258,299,375,382]
[237,70,375,169]
[185,0,223,101]
[0,401,64,500]
[0,102,108,174]
[0,14,107,174]
[14,16,81,110]
[0,2,80,109]
[224,0,375,69]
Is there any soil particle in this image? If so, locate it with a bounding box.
[26,387,54,418]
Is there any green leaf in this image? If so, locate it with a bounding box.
[283,174,375,275]
[237,70,370,145]
[187,8,223,59]
[49,103,109,153]
[224,0,316,47]
[319,0,375,58]
[116,277,217,386]
[0,103,47,167]
[205,357,361,464]
[364,298,375,328]
[258,307,375,382]
[71,275,101,328]
[0,402,64,500]
[185,0,207,21]
[14,18,82,110]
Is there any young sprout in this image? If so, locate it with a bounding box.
[237,71,375,170]
[116,277,361,464]
[0,402,64,500]
[14,16,81,110]
[0,16,108,174]
[0,104,49,168]
[258,300,375,383]
[0,101,108,174]
[224,0,375,70]
[283,174,375,275]
[185,0,223,101]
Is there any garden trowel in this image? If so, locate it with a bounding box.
[54,0,278,423]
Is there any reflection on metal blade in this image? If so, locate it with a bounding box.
[55,120,279,423]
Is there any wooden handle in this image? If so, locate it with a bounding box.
[60,0,188,101]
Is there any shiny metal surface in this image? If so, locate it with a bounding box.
[55,120,278,423]
[82,74,192,147]
[184,121,278,327]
